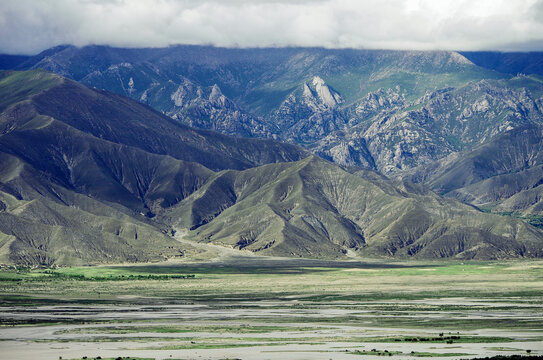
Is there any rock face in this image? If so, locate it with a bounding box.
[361,80,543,174]
[310,76,343,108]
[2,69,543,264]
[167,79,270,138]
[272,76,346,143]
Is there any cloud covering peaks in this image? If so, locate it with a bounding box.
[1,0,543,54]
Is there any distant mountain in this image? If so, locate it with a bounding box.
[461,51,543,77]
[360,77,543,174]
[271,75,346,143]
[0,54,30,70]
[15,45,543,174]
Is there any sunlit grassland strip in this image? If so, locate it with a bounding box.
[1,260,543,304]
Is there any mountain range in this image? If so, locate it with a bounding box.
[4,46,541,176]
[1,67,543,265]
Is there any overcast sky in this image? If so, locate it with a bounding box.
[1,0,543,55]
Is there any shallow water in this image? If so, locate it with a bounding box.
[1,297,542,360]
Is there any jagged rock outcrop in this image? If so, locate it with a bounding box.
[272,76,346,143]
[167,79,271,137]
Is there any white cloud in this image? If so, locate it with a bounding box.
[1,0,542,54]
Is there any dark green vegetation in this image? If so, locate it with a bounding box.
[350,349,402,356]
[68,358,154,360]
[42,271,195,281]
[351,349,473,356]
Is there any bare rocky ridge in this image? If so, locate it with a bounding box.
[167,79,271,138]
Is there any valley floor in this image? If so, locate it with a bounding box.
[1,258,543,359]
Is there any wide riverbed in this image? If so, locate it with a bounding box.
[1,297,542,360]
[2,259,543,359]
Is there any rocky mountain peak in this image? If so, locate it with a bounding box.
[312,75,326,87]
[209,84,224,101]
[311,75,343,108]
[355,87,405,117]
[170,78,198,107]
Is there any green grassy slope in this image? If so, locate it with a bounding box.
[0,153,197,265]
[163,156,543,260]
[0,70,307,265]
[0,70,62,112]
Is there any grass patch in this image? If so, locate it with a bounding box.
[487,347,527,352]
[142,342,315,350]
[365,335,516,343]
[67,358,154,360]
[58,324,322,335]
[409,352,473,357]
[478,209,543,229]
[43,271,195,281]
[351,349,402,356]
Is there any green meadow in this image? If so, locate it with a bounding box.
[2,260,542,303]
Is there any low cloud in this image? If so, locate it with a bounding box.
[1,0,543,54]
